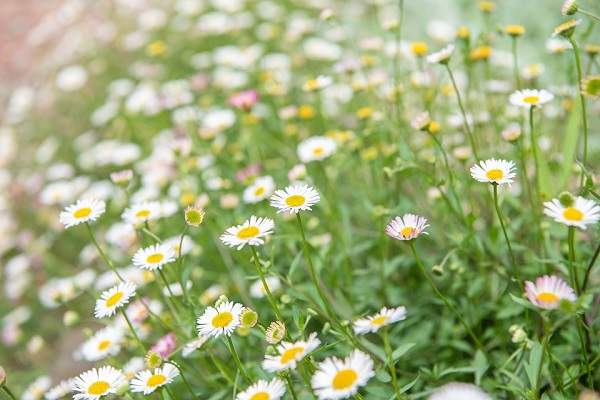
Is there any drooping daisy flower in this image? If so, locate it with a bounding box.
[220,216,274,250]
[525,275,576,310]
[94,281,137,318]
[353,306,407,335]
[197,301,244,337]
[428,382,492,400]
[59,199,106,228]
[265,321,286,344]
[130,363,179,395]
[250,276,282,298]
[553,19,581,38]
[470,159,517,185]
[122,201,161,225]
[45,378,73,400]
[561,0,578,15]
[543,196,600,229]
[71,366,124,400]
[297,136,337,163]
[509,89,554,108]
[270,184,320,214]
[426,44,455,64]
[385,214,429,241]
[81,326,125,361]
[236,378,286,400]
[311,350,375,400]
[243,176,275,204]
[263,332,321,372]
[132,243,176,270]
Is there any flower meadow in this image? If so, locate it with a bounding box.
[2,0,600,399]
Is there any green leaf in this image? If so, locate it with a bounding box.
[524,341,543,388]
[391,342,416,362]
[472,350,488,385]
[375,368,391,383]
[558,103,581,189]
[509,293,538,311]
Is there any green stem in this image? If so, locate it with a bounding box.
[250,246,284,321]
[166,361,198,400]
[567,37,589,185]
[208,349,235,385]
[534,329,550,399]
[409,242,482,348]
[445,64,479,160]
[492,184,519,282]
[582,241,600,291]
[511,37,521,89]
[528,107,542,199]
[85,222,124,282]
[176,225,192,306]
[156,270,184,329]
[120,308,147,353]
[567,227,581,295]
[1,386,17,400]
[383,328,403,399]
[284,374,299,400]
[579,8,600,21]
[226,336,251,382]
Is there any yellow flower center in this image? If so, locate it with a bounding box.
[147,253,164,264]
[536,292,559,303]
[250,392,270,400]
[285,195,306,207]
[237,226,260,239]
[332,369,358,390]
[98,339,111,351]
[280,346,305,364]
[485,169,504,180]
[312,147,324,156]
[73,207,92,219]
[212,311,233,328]
[254,186,266,196]
[371,315,389,326]
[400,226,415,238]
[88,381,110,395]
[135,210,151,218]
[563,207,583,221]
[147,374,167,388]
[105,291,124,307]
[523,95,539,104]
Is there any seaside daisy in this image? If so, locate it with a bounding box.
[353,306,407,335]
[243,176,275,204]
[298,136,337,163]
[470,159,517,185]
[59,199,106,228]
[197,301,244,337]
[311,350,375,400]
[263,332,321,372]
[543,196,600,229]
[428,382,492,400]
[94,281,136,318]
[130,364,179,395]
[122,201,161,225]
[553,19,581,38]
[509,89,554,108]
[81,326,124,362]
[71,366,124,400]
[270,184,320,214]
[426,44,455,64]
[385,214,429,241]
[132,243,176,270]
[220,216,274,250]
[525,275,576,310]
[236,378,286,400]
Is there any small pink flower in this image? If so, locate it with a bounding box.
[524,275,576,310]
[235,163,261,183]
[228,90,258,111]
[151,333,177,358]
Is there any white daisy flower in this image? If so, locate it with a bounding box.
[385,214,429,241]
[123,357,145,381]
[263,332,321,372]
[298,136,337,163]
[236,378,286,400]
[132,243,176,270]
[220,216,274,250]
[470,158,516,185]
[426,44,455,64]
[543,196,600,230]
[311,349,375,400]
[303,75,333,92]
[197,301,244,337]
[130,364,179,395]
[243,176,275,204]
[45,379,72,400]
[94,281,137,319]
[59,199,106,228]
[353,306,407,335]
[122,201,161,225]
[250,276,282,298]
[270,184,320,214]
[525,275,577,310]
[509,89,554,108]
[81,326,125,362]
[71,366,125,400]
[428,382,491,400]
[22,375,51,400]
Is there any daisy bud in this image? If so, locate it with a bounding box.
[432,264,444,276]
[511,327,527,343]
[184,205,205,227]
[110,169,133,185]
[581,75,600,97]
[63,310,80,327]
[240,308,258,328]
[265,321,286,344]
[558,191,575,207]
[561,0,578,16]
[501,123,522,142]
[215,295,229,308]
[145,351,163,369]
[237,326,251,336]
[0,366,5,385]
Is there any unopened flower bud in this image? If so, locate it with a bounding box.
[558,191,575,207]
[63,310,80,327]
[240,308,258,328]
[265,321,286,344]
[0,366,6,385]
[432,264,444,276]
[145,351,163,369]
[184,205,205,227]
